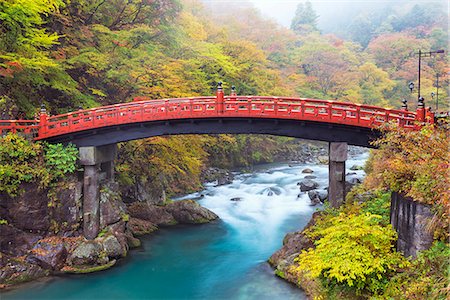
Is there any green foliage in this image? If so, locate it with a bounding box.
[0,0,63,69]
[360,191,391,226]
[0,219,8,225]
[44,143,78,178]
[292,210,407,296]
[0,133,78,196]
[0,133,46,195]
[97,228,109,238]
[383,241,450,299]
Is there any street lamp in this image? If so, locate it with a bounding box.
[416,49,445,106]
[434,73,441,111]
[409,82,414,93]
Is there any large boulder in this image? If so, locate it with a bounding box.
[127,218,158,236]
[0,183,50,232]
[298,179,319,192]
[269,213,320,267]
[308,190,328,202]
[1,176,83,236]
[0,253,49,285]
[121,182,166,205]
[101,236,123,258]
[68,241,104,266]
[26,241,68,271]
[101,222,129,257]
[128,202,176,226]
[99,183,127,228]
[201,167,234,186]
[0,224,42,256]
[269,212,322,286]
[165,200,219,224]
[53,178,83,233]
[348,177,362,185]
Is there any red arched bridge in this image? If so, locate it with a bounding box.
[0,86,434,148]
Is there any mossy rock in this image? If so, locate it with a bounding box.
[61,260,116,274]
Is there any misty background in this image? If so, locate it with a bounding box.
[202,0,448,39]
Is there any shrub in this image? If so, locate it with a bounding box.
[292,211,408,296]
[0,133,78,196]
[365,123,449,239]
[383,241,450,299]
[44,143,78,178]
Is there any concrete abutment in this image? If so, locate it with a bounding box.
[79,144,117,239]
[328,142,348,208]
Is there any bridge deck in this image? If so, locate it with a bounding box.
[0,96,421,141]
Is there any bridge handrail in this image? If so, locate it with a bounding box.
[0,120,40,136]
[0,96,425,140]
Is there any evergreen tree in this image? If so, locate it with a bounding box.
[290,1,319,34]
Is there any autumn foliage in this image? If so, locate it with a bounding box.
[364,122,449,238]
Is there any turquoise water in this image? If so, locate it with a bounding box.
[3,155,367,300]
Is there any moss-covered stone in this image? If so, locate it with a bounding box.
[61,260,116,274]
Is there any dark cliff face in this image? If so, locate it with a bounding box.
[390,192,434,257]
[0,177,84,287]
[0,177,83,238]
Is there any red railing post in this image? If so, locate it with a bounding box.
[425,107,435,124]
[327,102,332,120]
[356,106,360,125]
[165,100,169,117]
[230,85,237,100]
[38,104,48,138]
[415,97,426,123]
[416,107,425,123]
[301,100,305,118]
[11,121,17,134]
[216,82,224,114]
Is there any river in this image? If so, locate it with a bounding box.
[3,152,368,300]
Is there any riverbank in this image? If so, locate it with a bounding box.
[268,124,450,299]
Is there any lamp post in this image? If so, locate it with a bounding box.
[416,49,445,105]
[435,73,440,111]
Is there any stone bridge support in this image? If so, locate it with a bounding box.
[79,144,117,239]
[328,142,348,208]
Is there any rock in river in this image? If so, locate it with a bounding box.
[307,190,328,202]
[69,241,104,266]
[301,168,314,174]
[298,179,319,192]
[165,200,219,224]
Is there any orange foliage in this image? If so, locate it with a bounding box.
[365,122,449,239]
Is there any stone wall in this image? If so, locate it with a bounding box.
[390,192,433,257]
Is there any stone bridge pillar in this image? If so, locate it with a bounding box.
[328,142,348,208]
[79,144,117,239]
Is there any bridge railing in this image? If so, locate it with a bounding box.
[1,96,420,140]
[41,97,218,137]
[0,120,40,136]
[222,96,417,128]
